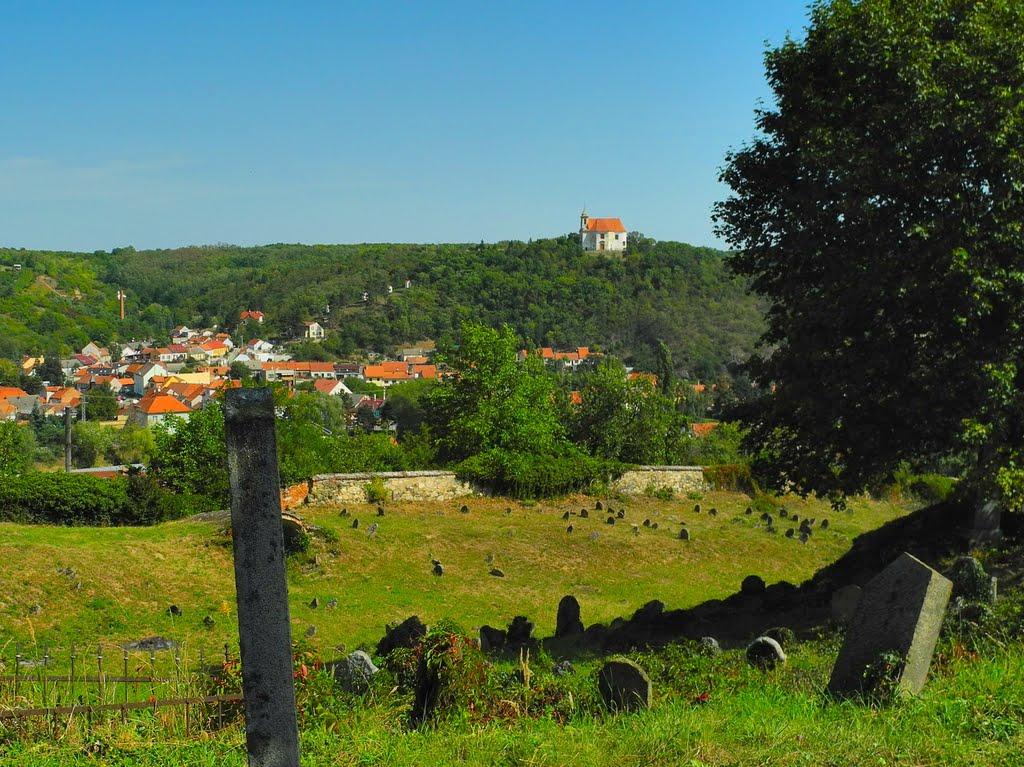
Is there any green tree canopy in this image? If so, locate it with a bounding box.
[426,322,567,463]
[714,0,1024,506]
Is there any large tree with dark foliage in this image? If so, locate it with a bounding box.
[714,0,1024,507]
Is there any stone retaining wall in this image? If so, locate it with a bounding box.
[307,466,706,504]
[309,471,477,504]
[612,466,706,496]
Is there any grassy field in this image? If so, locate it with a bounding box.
[0,492,909,657]
[2,492,1022,766]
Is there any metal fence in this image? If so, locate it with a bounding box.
[0,640,244,738]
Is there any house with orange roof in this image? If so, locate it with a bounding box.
[410,364,437,379]
[240,310,265,324]
[579,210,627,252]
[0,400,15,421]
[691,422,720,438]
[363,365,413,387]
[127,392,192,429]
[81,342,112,364]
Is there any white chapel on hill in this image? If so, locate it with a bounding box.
[579,210,627,252]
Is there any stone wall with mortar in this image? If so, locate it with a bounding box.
[307,466,706,504]
[611,466,707,497]
[309,471,477,504]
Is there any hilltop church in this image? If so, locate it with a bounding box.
[579,210,627,252]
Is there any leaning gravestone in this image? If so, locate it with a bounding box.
[555,595,585,637]
[598,658,651,711]
[828,552,952,697]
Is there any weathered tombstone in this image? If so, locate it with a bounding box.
[351,518,359,529]
[831,584,863,624]
[964,500,1002,546]
[566,524,574,533]
[679,528,690,540]
[555,595,585,637]
[333,650,379,694]
[632,525,640,536]
[598,658,651,711]
[694,504,702,513]
[305,625,317,638]
[747,636,787,670]
[607,516,616,525]
[617,510,625,519]
[828,553,952,698]
[785,528,794,538]
[651,522,659,530]
[779,508,788,518]
[167,605,182,617]
[643,518,651,527]
[203,615,215,629]
[562,511,571,520]
[367,522,378,537]
[820,519,829,529]
[489,568,505,578]
[708,508,717,517]
[699,636,722,656]
[224,388,300,767]
[309,597,319,609]
[580,509,589,518]
[377,615,427,656]
[799,532,809,544]
[432,563,444,576]
[745,507,753,515]
[377,506,385,517]
[595,501,603,511]
[506,616,535,648]
[479,624,507,652]
[741,575,766,595]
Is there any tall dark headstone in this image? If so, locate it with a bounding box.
[224,388,300,767]
[555,595,584,637]
[828,552,952,698]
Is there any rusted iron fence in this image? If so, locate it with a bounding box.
[0,640,244,738]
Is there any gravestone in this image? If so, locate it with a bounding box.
[679,528,690,540]
[747,636,786,670]
[489,568,505,578]
[699,636,721,656]
[745,507,753,515]
[741,575,766,595]
[309,597,319,609]
[820,519,829,529]
[617,510,625,519]
[831,584,862,624]
[460,504,469,514]
[432,563,444,576]
[334,650,379,694]
[963,500,1002,546]
[479,625,507,652]
[785,528,794,538]
[643,519,651,527]
[562,511,571,520]
[607,516,616,525]
[595,501,603,511]
[580,509,589,518]
[708,508,717,517]
[651,522,659,530]
[566,524,574,533]
[377,615,426,656]
[597,658,651,711]
[828,552,952,697]
[632,525,640,536]
[555,595,584,637]
[506,616,536,649]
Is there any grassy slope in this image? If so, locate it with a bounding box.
[0,492,907,658]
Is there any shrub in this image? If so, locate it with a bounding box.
[364,476,389,504]
[908,474,957,504]
[454,448,623,499]
[644,482,675,501]
[703,463,758,494]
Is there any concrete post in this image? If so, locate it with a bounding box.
[64,406,72,472]
[224,388,300,767]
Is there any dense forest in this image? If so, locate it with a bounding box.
[0,235,764,377]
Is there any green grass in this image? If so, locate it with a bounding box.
[0,492,907,657]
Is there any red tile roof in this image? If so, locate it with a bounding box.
[137,394,192,415]
[585,217,626,233]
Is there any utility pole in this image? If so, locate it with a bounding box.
[64,406,72,472]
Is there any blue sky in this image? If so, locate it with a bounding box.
[1,1,812,251]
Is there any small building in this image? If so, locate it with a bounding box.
[580,210,627,252]
[303,321,325,340]
[127,393,192,429]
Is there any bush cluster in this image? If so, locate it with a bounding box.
[454,449,623,499]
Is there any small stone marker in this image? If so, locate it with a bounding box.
[651,522,659,529]
[309,597,319,609]
[377,506,385,517]
[617,510,624,519]
[305,625,316,638]
[679,528,689,540]
[505,507,512,515]
[460,504,469,513]
[562,511,571,520]
[820,519,829,529]
[595,501,603,511]
[708,508,717,517]
[643,519,651,527]
[352,518,359,529]
[699,636,721,656]
[580,509,589,518]
[745,507,753,515]
[367,522,379,537]
[632,525,640,536]
[779,508,788,518]
[606,516,616,525]
[828,552,952,697]
[489,568,505,578]
[334,650,378,694]
[799,532,809,544]
[785,528,794,538]
[566,524,574,533]
[326,598,339,609]
[694,504,701,513]
[790,514,798,523]
[741,575,766,595]
[555,595,585,637]
[167,605,182,617]
[831,584,862,624]
[203,615,215,629]
[747,636,787,670]
[432,563,444,576]
[553,660,575,676]
[598,658,651,711]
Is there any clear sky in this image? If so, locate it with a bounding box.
[1,1,812,252]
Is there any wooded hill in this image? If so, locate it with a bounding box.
[0,236,764,377]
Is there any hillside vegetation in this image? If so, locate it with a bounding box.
[0,237,763,377]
